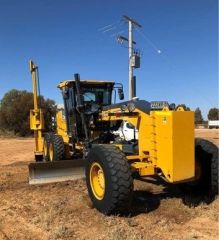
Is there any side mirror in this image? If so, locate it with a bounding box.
[118,88,124,100]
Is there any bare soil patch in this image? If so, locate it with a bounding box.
[0,131,218,240]
[195,129,219,146]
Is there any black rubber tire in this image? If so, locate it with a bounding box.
[86,145,133,215]
[180,138,218,196]
[43,133,52,161]
[49,134,64,161]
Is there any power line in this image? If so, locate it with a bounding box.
[98,21,119,32]
[98,20,124,33]
[136,29,215,107]
[102,26,118,33]
[136,28,161,54]
[136,28,177,69]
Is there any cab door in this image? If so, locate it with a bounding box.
[62,87,76,137]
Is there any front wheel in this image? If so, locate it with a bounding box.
[86,145,133,215]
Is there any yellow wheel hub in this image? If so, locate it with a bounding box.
[49,143,54,161]
[90,162,105,200]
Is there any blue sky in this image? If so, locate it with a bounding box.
[0,0,218,119]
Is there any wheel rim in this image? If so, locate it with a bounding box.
[90,162,105,200]
[49,143,54,161]
[43,141,48,158]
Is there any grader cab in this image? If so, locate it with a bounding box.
[29,60,218,215]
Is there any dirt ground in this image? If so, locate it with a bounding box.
[0,130,218,240]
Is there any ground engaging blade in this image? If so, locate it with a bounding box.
[28,159,85,184]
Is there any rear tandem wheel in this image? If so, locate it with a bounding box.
[179,138,218,197]
[43,133,52,161]
[48,134,64,161]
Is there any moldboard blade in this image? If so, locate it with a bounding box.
[28,159,85,184]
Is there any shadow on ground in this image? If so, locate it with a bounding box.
[128,176,217,217]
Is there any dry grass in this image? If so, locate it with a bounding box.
[51,225,73,239]
[104,226,144,240]
[192,197,219,221]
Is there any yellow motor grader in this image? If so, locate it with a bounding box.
[29,60,218,215]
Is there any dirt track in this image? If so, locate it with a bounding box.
[0,130,218,240]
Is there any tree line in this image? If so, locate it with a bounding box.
[195,107,219,124]
[0,89,218,136]
[0,89,57,136]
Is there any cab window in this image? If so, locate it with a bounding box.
[83,92,96,102]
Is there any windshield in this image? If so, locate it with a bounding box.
[82,88,112,105]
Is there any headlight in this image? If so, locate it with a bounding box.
[127,102,135,112]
